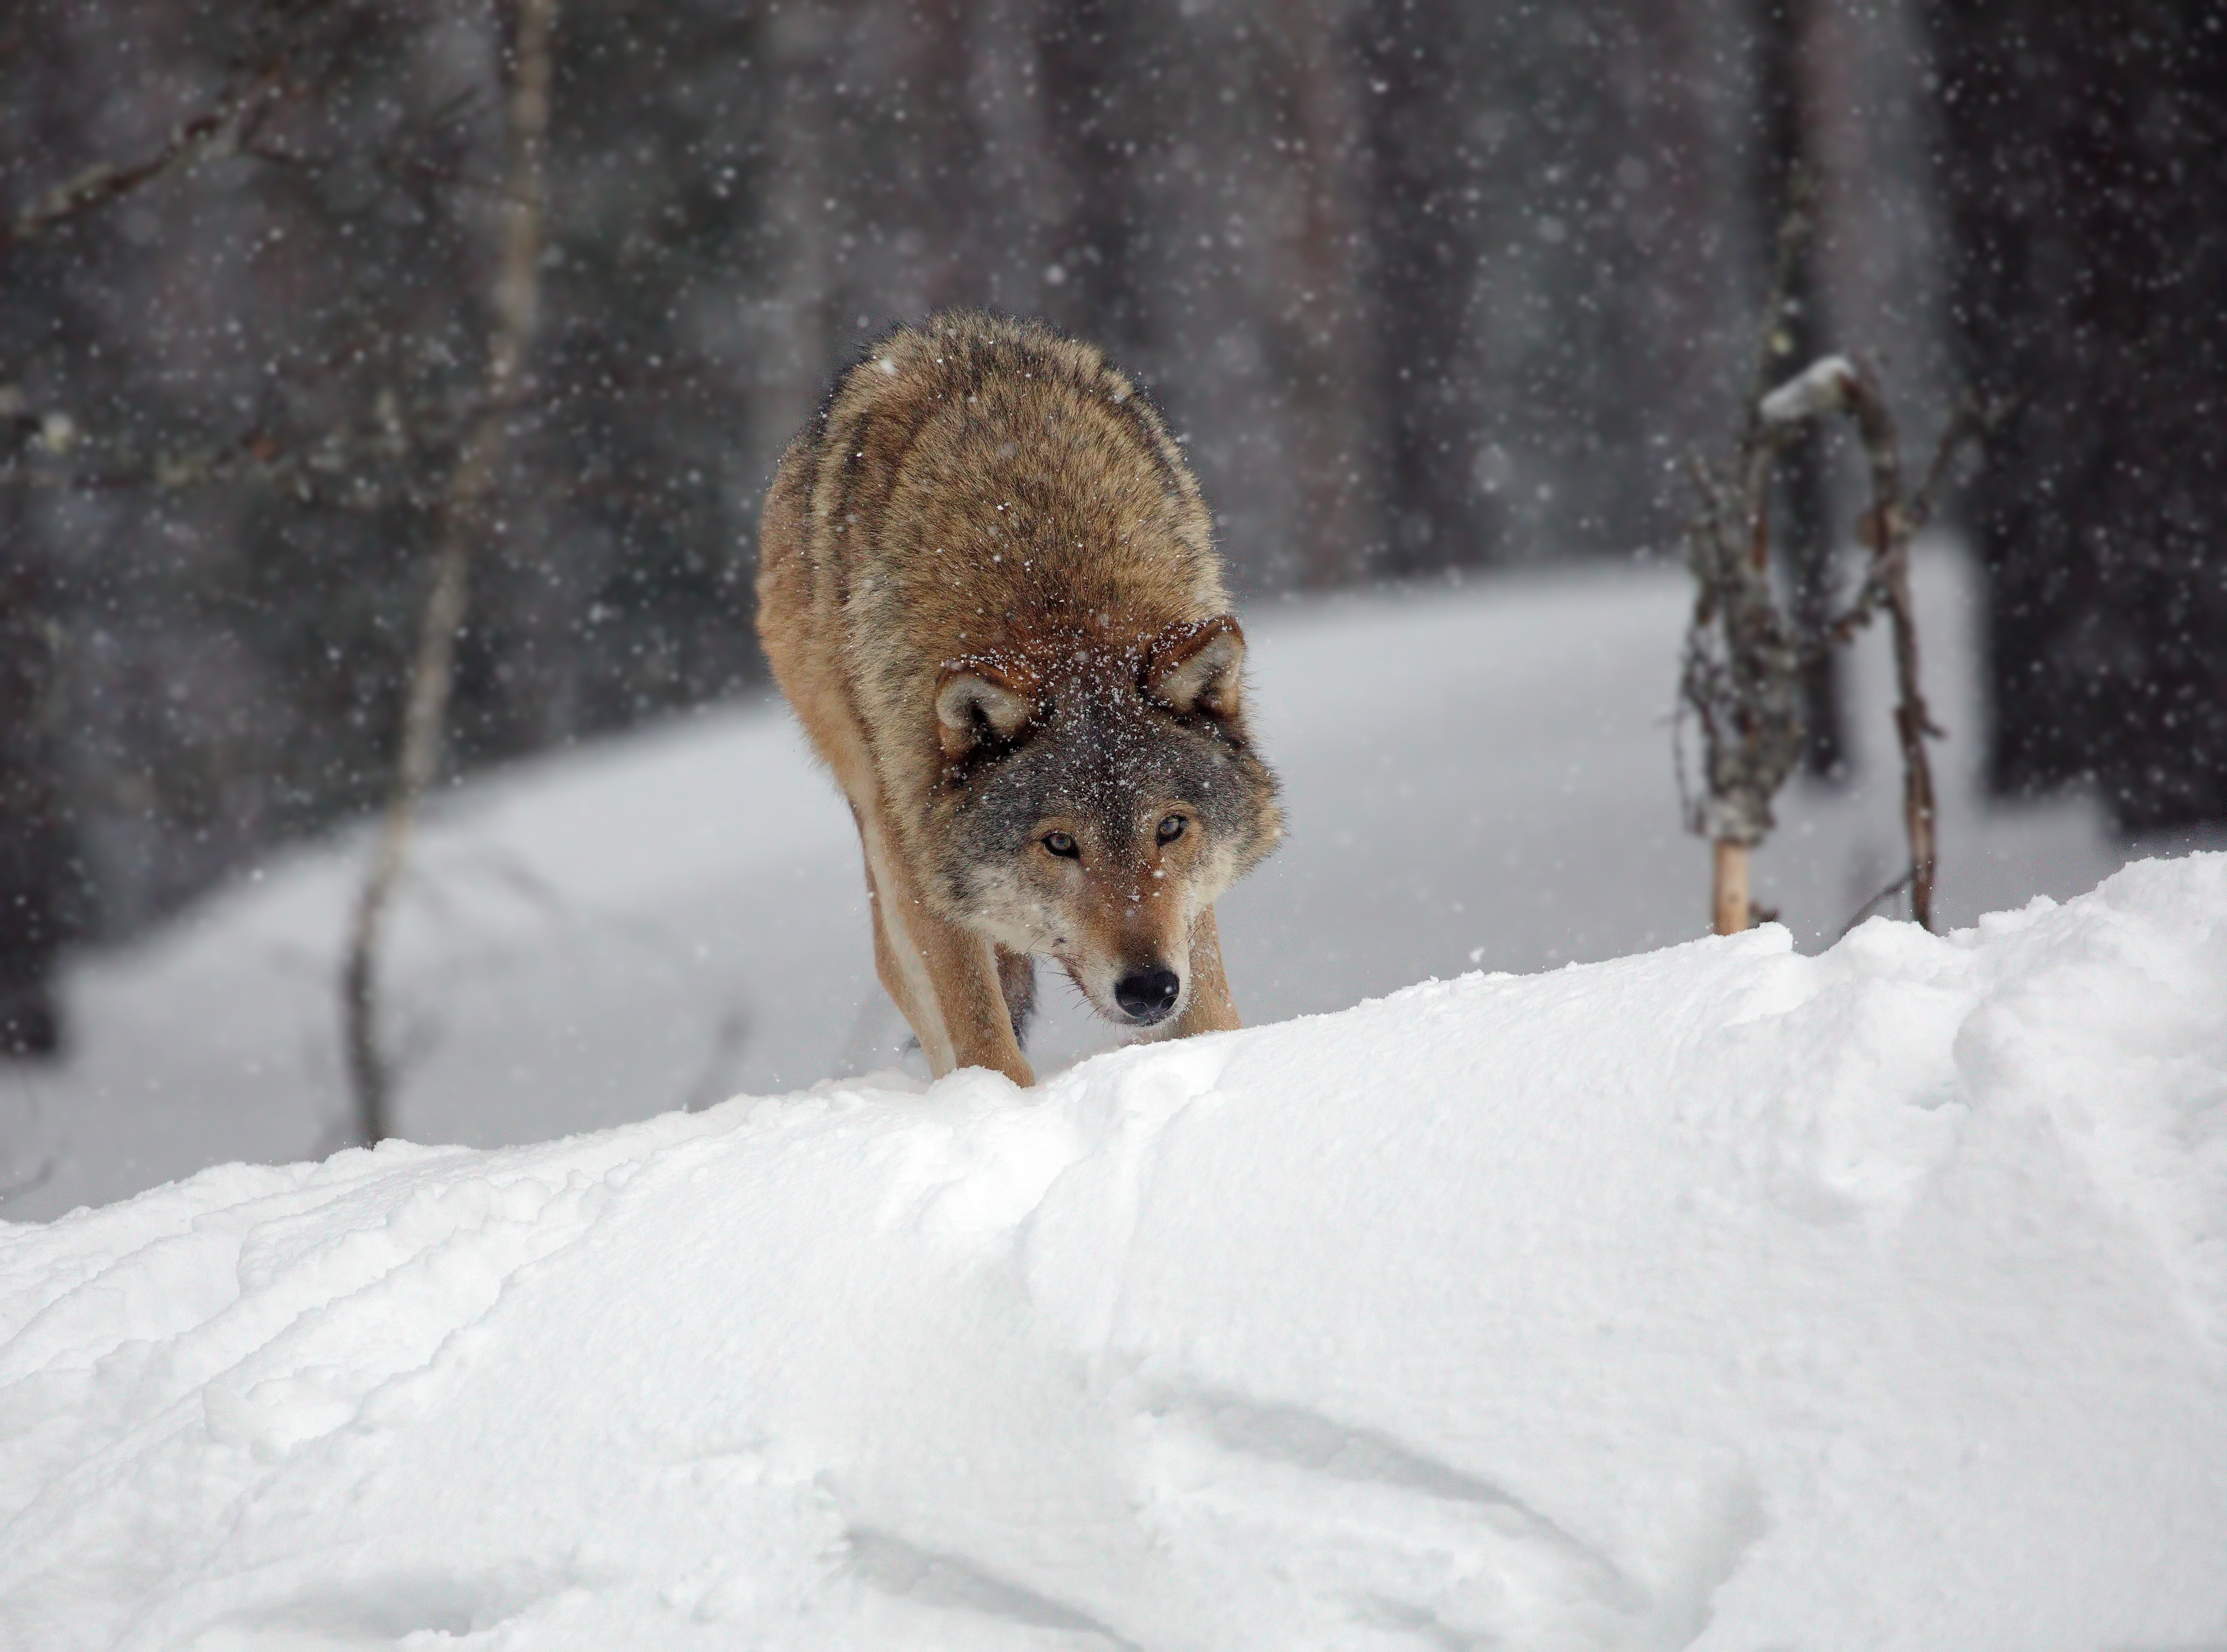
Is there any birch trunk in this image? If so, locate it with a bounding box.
[1712,839,1751,935]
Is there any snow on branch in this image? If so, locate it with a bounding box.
[1758,354,1857,428]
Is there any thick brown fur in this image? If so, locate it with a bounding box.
[757,311,1282,1086]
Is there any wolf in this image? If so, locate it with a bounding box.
[756,311,1283,1087]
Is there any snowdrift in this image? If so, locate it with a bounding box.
[4,855,2224,1649]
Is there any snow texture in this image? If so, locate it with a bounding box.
[3,853,2224,1649]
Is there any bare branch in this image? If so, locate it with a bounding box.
[1682,251,1999,937]
[1907,391,2011,536]
[1,384,471,512]
[2,61,289,255]
[1835,871,1915,941]
[1809,358,1940,928]
[342,0,559,1146]
[0,1,382,260]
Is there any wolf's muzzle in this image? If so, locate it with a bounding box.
[1114,967,1181,1024]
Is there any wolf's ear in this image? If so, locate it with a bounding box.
[1143,615,1246,725]
[936,665,1037,762]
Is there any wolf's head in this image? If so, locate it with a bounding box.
[932,616,1282,1030]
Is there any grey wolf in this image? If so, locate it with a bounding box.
[755,311,1283,1086]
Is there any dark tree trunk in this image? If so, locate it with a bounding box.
[1930,0,2227,831]
[1038,0,1154,358]
[1752,0,1847,778]
[0,519,73,1058]
[1358,0,1499,577]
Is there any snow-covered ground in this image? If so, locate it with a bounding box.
[0,548,2195,1221]
[3,853,2224,1648]
[3,549,2225,1644]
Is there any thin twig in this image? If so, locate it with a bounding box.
[1,53,295,255]
[1,386,471,508]
[1834,869,1915,941]
[0,1077,60,1208]
[0,1147,58,1206]
[341,0,557,1145]
[1828,360,1943,930]
[1908,392,2011,536]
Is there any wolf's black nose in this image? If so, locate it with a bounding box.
[1115,967,1181,1023]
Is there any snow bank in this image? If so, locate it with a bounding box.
[5,855,2223,1649]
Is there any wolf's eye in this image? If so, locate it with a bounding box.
[1042,830,1079,858]
[1156,813,1187,844]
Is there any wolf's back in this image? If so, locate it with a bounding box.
[756,312,1278,1083]
[757,311,1234,820]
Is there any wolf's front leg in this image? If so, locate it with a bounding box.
[917,917,1036,1086]
[856,804,1035,1087]
[1169,905,1241,1037]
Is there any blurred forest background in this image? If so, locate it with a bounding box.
[1,0,2223,1058]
